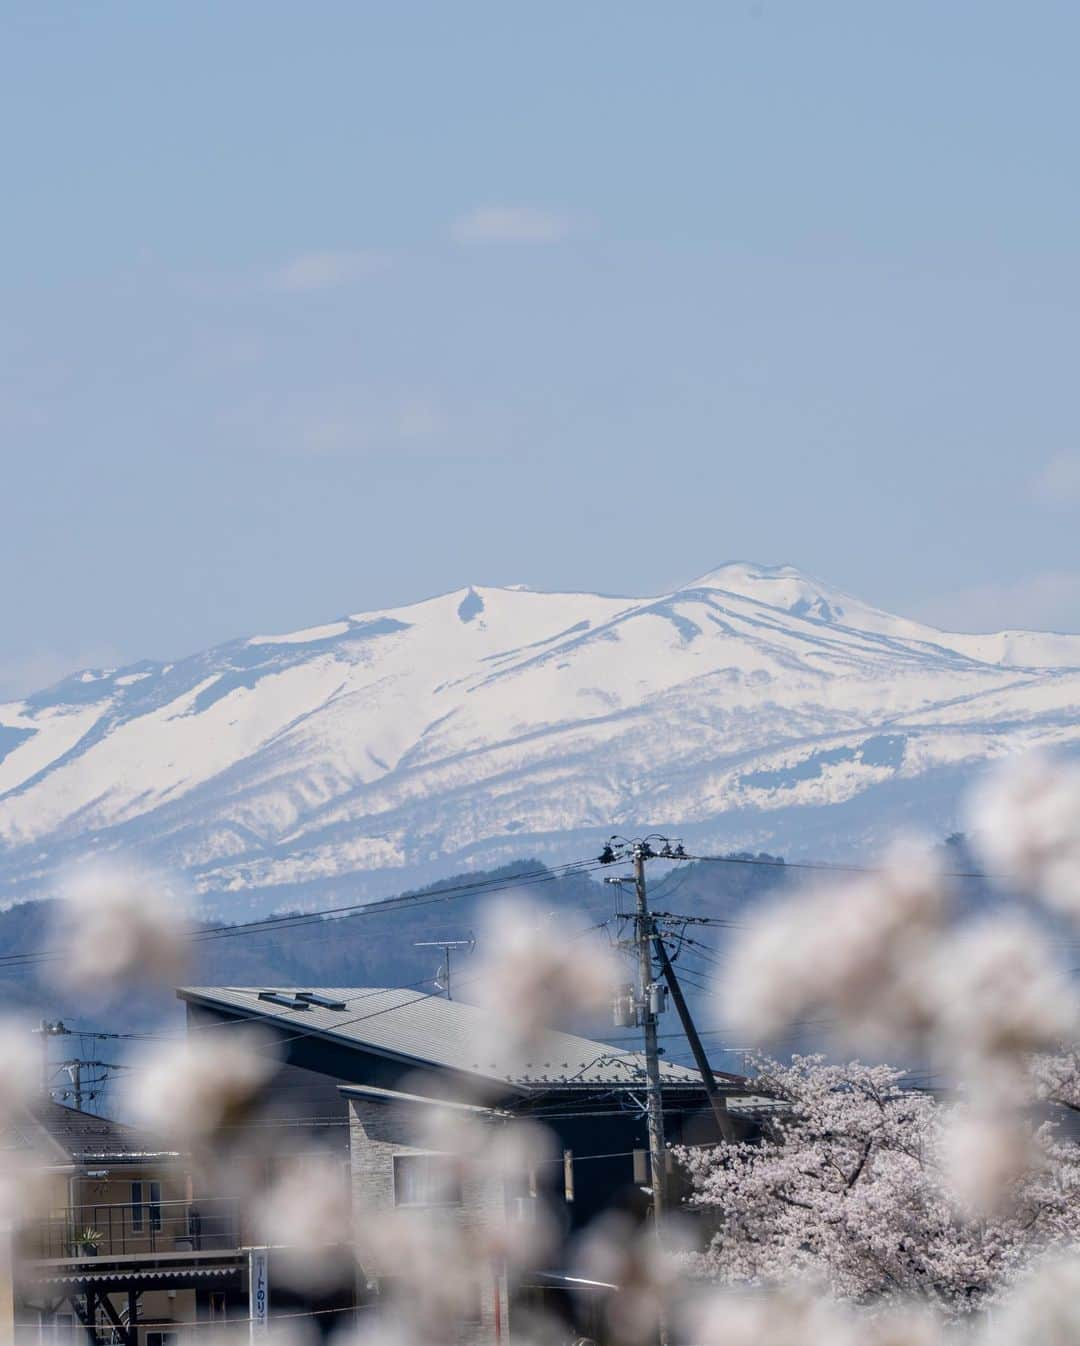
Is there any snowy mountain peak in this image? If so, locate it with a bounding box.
[2,562,1080,917]
[689,561,853,625]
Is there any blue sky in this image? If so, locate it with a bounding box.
[3,1,1079,696]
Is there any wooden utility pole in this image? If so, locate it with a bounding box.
[633,843,668,1229]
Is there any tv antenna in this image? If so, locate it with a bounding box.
[413,937,475,1000]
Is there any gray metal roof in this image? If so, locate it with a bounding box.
[178,985,707,1090]
[6,1100,178,1165]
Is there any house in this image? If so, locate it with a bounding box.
[178,984,761,1229]
[176,985,772,1343]
[7,1093,357,1343]
[7,1097,243,1344]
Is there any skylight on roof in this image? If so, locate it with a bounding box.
[295,992,348,1010]
[258,991,311,1011]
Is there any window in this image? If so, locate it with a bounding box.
[147,1333,178,1346]
[148,1180,162,1232]
[131,1179,162,1233]
[393,1153,462,1207]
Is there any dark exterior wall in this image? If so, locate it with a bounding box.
[511,1089,744,1231]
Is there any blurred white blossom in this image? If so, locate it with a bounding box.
[720,837,949,1049]
[982,1254,1080,1346]
[685,1283,855,1346]
[52,857,190,991]
[355,1206,496,1331]
[329,1320,416,1346]
[0,1149,48,1225]
[402,1105,560,1270]
[472,896,619,1062]
[931,915,1076,1088]
[412,1105,556,1185]
[860,1304,947,1346]
[573,1211,696,1344]
[124,1028,278,1145]
[0,1018,41,1121]
[965,752,1080,919]
[939,1107,1039,1217]
[253,1153,356,1292]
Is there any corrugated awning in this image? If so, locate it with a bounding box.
[33,1264,242,1287]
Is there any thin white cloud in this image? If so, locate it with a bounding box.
[911,571,1080,634]
[267,250,388,293]
[451,205,574,245]
[1031,453,1080,508]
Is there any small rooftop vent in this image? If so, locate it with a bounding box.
[258,991,312,1011]
[295,992,348,1011]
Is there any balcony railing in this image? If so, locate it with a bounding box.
[24,1198,242,1260]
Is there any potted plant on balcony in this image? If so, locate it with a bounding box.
[76,1226,103,1257]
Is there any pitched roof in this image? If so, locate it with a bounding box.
[177,985,711,1091]
[21,1099,178,1164]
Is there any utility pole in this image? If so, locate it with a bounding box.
[601,835,691,1346]
[52,1059,123,1111]
[632,842,668,1230]
[413,938,474,1000]
[34,1020,70,1097]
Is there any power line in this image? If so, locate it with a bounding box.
[103,919,616,1073]
[1,845,1005,975]
[0,857,605,971]
[682,852,994,881]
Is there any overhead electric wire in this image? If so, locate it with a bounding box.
[0,856,606,972]
[3,844,1009,975]
[107,919,615,1071]
[681,851,994,881]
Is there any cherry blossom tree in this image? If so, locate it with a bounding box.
[1032,1048,1080,1114]
[678,1055,1080,1314]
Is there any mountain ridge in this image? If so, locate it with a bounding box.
[2,563,1079,917]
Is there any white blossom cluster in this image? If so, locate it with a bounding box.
[964,750,1080,919]
[124,1029,279,1148]
[720,836,949,1049]
[470,894,620,1067]
[52,856,191,993]
[0,1018,44,1222]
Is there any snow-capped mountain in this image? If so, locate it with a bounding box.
[3,562,1080,915]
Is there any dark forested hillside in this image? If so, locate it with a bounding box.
[0,853,790,1024]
